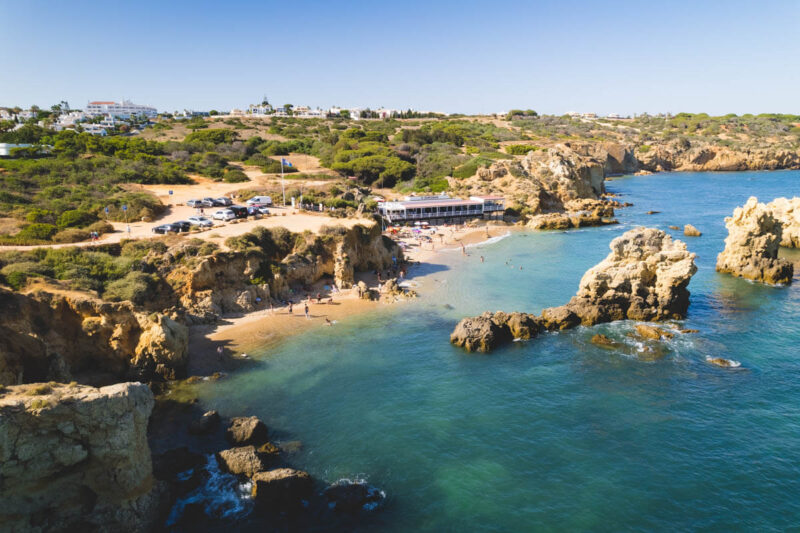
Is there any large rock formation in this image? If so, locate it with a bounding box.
[716,197,794,285]
[766,197,800,248]
[0,288,188,385]
[0,382,164,532]
[636,139,800,173]
[451,228,698,352]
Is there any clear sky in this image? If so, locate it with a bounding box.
[1,0,798,116]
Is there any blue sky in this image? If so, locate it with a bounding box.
[1,0,798,115]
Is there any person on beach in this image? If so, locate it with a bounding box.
[461,242,466,256]
[217,345,224,360]
[304,303,309,319]
[288,301,293,314]
[325,317,333,326]
[270,301,274,314]
[316,292,322,303]
[480,256,484,263]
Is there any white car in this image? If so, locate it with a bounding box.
[188,216,213,227]
[212,209,235,221]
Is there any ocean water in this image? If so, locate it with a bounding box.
[195,170,800,531]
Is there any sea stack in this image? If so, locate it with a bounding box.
[716,197,793,285]
[451,227,697,352]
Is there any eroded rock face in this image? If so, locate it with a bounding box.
[766,197,800,248]
[0,288,188,385]
[217,445,275,477]
[451,228,697,352]
[0,382,163,532]
[716,197,793,285]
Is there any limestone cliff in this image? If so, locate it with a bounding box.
[0,382,164,532]
[765,197,800,248]
[451,228,697,352]
[636,139,800,173]
[0,288,188,385]
[716,197,793,285]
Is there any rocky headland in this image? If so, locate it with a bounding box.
[451,227,698,352]
[716,197,794,285]
[0,382,164,532]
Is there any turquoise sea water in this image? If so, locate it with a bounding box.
[196,170,800,531]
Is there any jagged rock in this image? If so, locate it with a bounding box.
[669,225,680,230]
[765,197,800,248]
[591,334,622,349]
[527,211,618,230]
[0,382,163,532]
[634,324,673,340]
[683,224,702,237]
[716,197,793,285]
[216,445,275,477]
[226,416,269,446]
[451,228,697,352]
[0,288,188,385]
[706,356,741,368]
[637,139,800,173]
[188,410,221,435]
[251,468,313,510]
[324,479,385,513]
[450,312,512,352]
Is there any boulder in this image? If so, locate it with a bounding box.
[188,410,221,435]
[706,356,741,368]
[324,479,385,513]
[633,324,673,340]
[591,334,622,349]
[716,197,793,285]
[216,445,275,477]
[683,224,702,237]
[251,468,313,510]
[0,382,163,532]
[450,313,512,353]
[226,416,269,446]
[765,197,800,248]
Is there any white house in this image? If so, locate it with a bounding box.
[248,103,273,115]
[78,124,108,136]
[85,100,157,119]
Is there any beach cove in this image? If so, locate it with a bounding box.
[175,169,800,531]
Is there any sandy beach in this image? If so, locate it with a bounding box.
[187,221,513,375]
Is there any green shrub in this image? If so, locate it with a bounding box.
[17,223,57,241]
[103,271,157,304]
[53,228,91,243]
[88,220,114,235]
[223,169,249,183]
[1,261,51,289]
[57,209,96,229]
[505,144,540,155]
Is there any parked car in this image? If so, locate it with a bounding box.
[188,216,213,227]
[246,195,272,207]
[173,221,191,232]
[203,197,221,206]
[248,206,269,216]
[152,223,180,234]
[228,205,249,219]
[214,197,232,206]
[212,209,235,221]
[187,199,213,208]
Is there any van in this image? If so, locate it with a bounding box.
[228,205,249,219]
[246,196,273,207]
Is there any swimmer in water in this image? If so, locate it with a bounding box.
[325,317,333,326]
[480,256,484,263]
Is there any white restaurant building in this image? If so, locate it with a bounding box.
[377,194,505,224]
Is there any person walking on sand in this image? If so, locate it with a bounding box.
[461,242,466,256]
[288,301,293,314]
[304,302,309,319]
[216,345,224,360]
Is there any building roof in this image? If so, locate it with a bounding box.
[384,199,482,209]
[472,195,505,201]
[89,101,116,105]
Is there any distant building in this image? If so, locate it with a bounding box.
[248,103,273,115]
[607,113,622,119]
[377,194,504,224]
[77,124,108,136]
[86,100,157,119]
[0,143,33,157]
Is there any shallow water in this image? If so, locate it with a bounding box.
[196,170,800,531]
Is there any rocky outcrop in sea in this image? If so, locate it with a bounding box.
[451,227,697,352]
[716,197,794,285]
